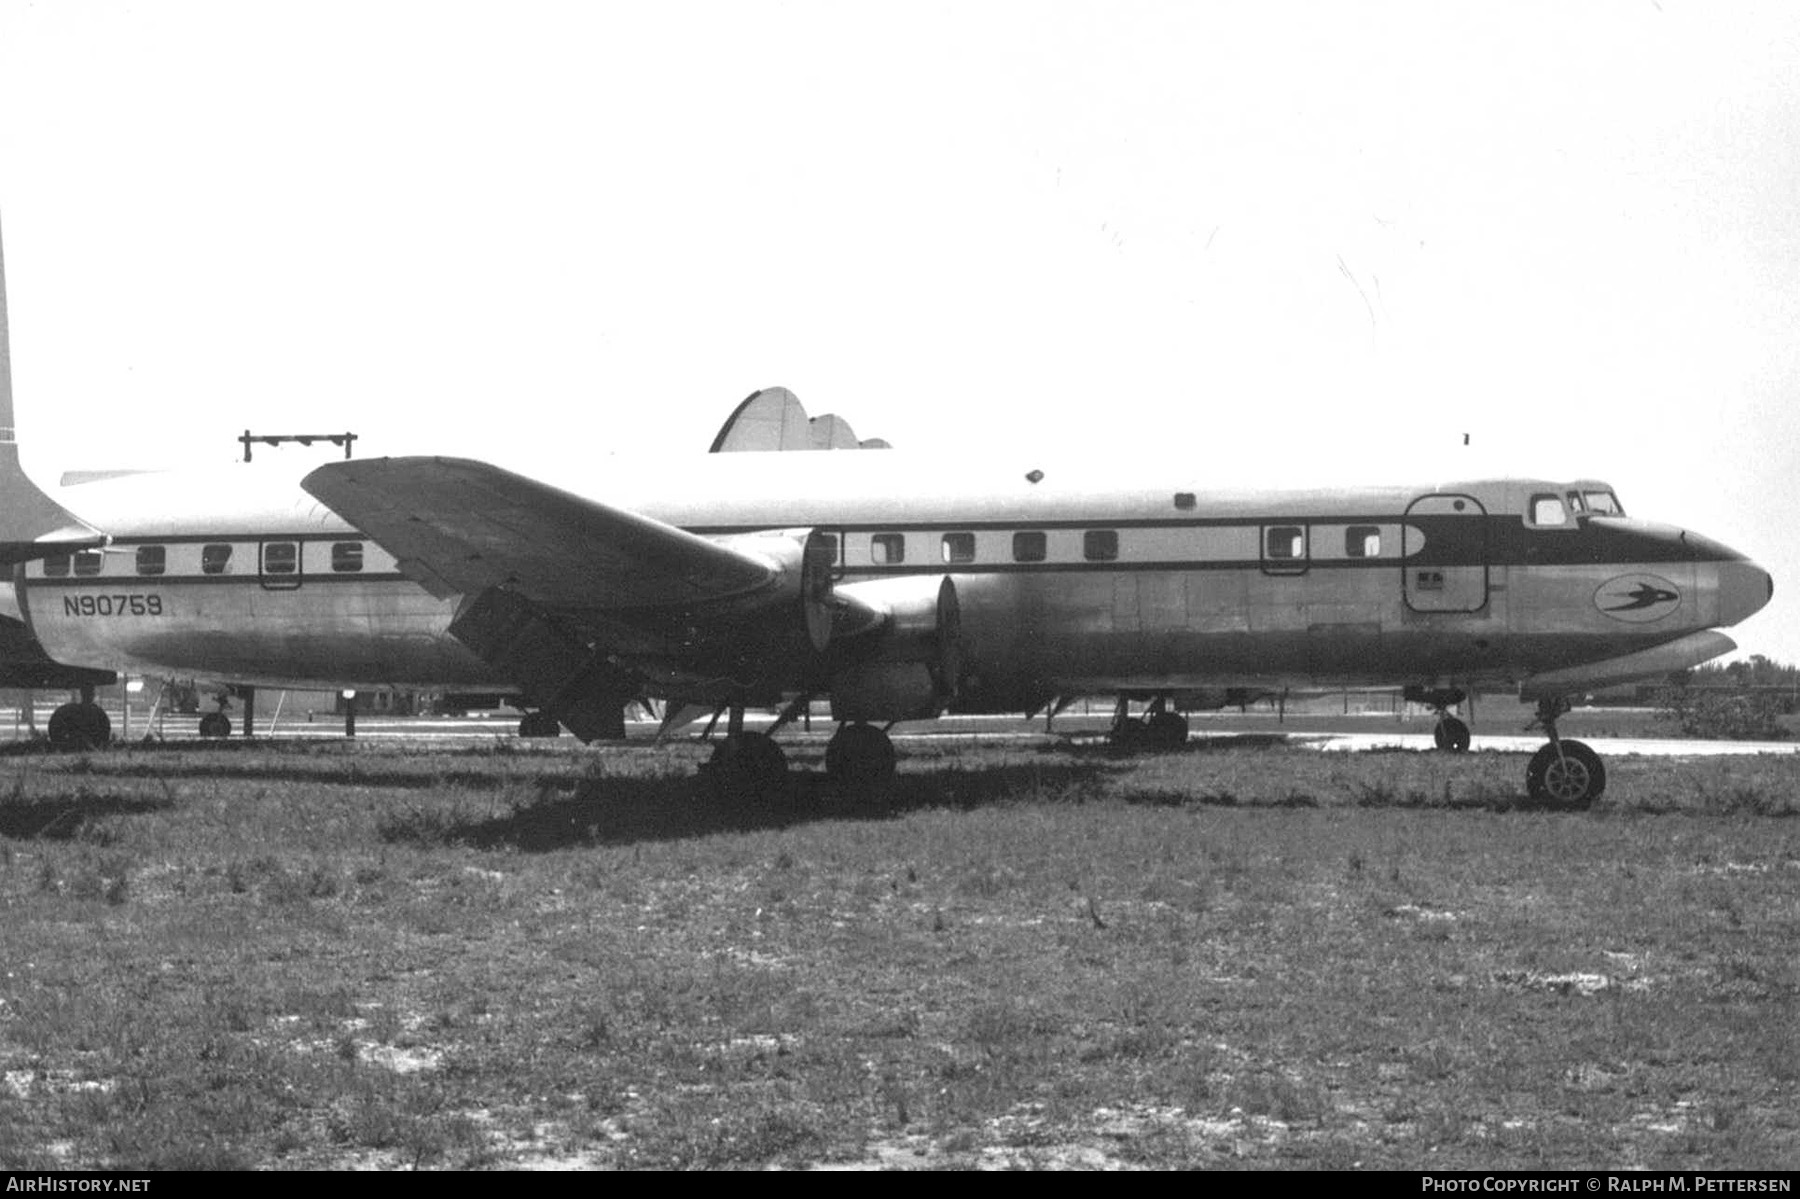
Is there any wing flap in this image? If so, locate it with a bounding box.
[302,457,778,608]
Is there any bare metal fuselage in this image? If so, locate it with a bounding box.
[15,453,1771,707]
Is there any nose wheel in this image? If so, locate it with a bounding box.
[1525,697,1606,809]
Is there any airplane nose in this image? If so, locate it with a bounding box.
[1718,559,1773,628]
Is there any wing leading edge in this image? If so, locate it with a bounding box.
[300,456,779,608]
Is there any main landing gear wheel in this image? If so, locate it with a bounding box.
[1526,740,1605,810]
[1142,710,1191,750]
[518,711,561,738]
[1433,716,1471,753]
[826,722,897,799]
[47,703,112,750]
[703,732,790,805]
[198,711,233,739]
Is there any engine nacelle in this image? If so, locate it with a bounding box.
[703,528,837,653]
[827,575,960,723]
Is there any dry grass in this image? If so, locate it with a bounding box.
[1,733,1796,1169]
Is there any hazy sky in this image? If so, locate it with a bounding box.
[2,2,1797,660]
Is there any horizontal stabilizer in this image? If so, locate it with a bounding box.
[708,387,891,452]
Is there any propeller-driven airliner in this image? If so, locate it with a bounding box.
[0,218,1774,808]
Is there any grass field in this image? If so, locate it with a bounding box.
[1,734,1796,1169]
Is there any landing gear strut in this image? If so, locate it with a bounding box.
[1525,696,1605,809]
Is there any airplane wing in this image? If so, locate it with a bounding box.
[300,456,780,608]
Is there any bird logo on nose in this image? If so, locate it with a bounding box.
[1594,575,1681,623]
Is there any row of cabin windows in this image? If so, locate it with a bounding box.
[41,541,367,578]
[1267,526,1382,560]
[858,529,1122,567]
[846,525,1382,567]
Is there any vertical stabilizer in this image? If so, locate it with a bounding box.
[0,213,105,562]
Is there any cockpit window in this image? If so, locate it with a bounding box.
[1566,491,1587,514]
[1531,495,1569,527]
[1584,490,1623,516]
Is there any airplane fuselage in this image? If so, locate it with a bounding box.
[14,453,1772,713]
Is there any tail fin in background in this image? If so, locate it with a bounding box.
[708,387,892,452]
[0,213,106,564]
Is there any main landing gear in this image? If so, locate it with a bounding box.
[518,711,562,738]
[1524,696,1606,809]
[697,705,899,808]
[47,698,111,750]
[1107,696,1190,751]
[1432,714,1471,753]
[1408,686,1472,753]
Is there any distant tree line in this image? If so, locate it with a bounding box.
[1657,655,1797,740]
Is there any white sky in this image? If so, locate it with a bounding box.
[2,1,1797,660]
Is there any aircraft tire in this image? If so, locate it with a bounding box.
[1525,740,1605,809]
[198,712,233,739]
[518,712,561,738]
[1434,717,1471,753]
[1144,711,1190,750]
[704,732,789,806]
[48,703,112,751]
[826,722,897,798]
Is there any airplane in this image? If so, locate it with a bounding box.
[0,223,1775,808]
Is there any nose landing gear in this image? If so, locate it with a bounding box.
[1525,696,1606,809]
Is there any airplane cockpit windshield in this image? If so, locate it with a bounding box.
[1536,485,1626,527]
[1571,489,1625,517]
[1586,490,1623,516]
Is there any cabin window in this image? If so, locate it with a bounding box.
[1173,492,1196,511]
[1012,531,1047,563]
[812,533,840,566]
[871,533,905,565]
[1531,495,1569,527]
[941,533,976,565]
[135,546,166,576]
[1266,526,1305,560]
[262,542,299,575]
[202,544,234,575]
[1346,526,1380,558]
[73,549,105,577]
[331,542,365,573]
[1083,530,1119,562]
[41,553,69,578]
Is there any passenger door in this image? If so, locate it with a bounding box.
[1402,494,1488,613]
